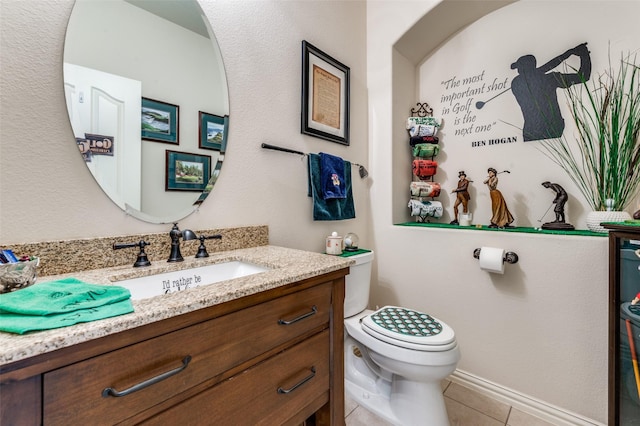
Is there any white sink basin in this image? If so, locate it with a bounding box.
[113,261,271,300]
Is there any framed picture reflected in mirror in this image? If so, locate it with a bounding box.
[142,98,179,144]
[165,150,211,191]
[199,111,228,152]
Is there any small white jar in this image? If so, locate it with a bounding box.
[326,232,343,255]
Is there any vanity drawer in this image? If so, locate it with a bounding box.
[143,330,330,425]
[43,283,331,425]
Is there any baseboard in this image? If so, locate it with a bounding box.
[449,369,605,426]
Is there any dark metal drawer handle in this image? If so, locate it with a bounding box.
[277,367,316,394]
[278,306,317,325]
[102,355,192,398]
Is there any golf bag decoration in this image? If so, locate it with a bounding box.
[410,181,441,198]
[406,103,443,222]
[408,199,444,219]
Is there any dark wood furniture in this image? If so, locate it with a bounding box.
[0,269,347,425]
[606,223,640,425]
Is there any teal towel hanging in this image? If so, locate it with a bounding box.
[308,153,355,221]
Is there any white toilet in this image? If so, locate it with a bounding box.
[344,251,460,426]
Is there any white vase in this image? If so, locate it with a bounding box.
[586,211,632,232]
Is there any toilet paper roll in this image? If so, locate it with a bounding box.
[479,247,505,274]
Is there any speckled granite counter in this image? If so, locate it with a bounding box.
[9,225,269,277]
[0,245,353,366]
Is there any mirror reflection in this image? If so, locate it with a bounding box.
[63,0,229,223]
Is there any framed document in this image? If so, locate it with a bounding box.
[301,40,350,145]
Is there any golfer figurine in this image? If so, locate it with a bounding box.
[484,168,514,228]
[541,181,574,230]
[450,171,471,225]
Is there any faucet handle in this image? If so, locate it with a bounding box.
[195,234,223,258]
[113,240,151,267]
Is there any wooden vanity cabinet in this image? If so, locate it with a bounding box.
[605,224,640,425]
[0,269,347,426]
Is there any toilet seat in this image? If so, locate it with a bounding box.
[346,311,459,366]
[361,306,456,351]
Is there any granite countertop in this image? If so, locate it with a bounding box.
[0,245,353,367]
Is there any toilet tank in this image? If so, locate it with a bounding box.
[344,251,374,318]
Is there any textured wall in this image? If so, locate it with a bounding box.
[0,0,370,254]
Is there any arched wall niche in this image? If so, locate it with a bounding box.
[391,0,517,224]
[395,0,517,65]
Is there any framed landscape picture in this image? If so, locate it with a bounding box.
[199,112,228,152]
[142,98,179,144]
[165,150,211,191]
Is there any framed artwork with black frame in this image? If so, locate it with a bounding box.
[301,40,350,145]
[141,98,179,144]
[199,112,229,152]
[165,150,211,192]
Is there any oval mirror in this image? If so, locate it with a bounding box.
[63,0,229,223]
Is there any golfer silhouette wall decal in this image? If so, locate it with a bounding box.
[476,43,591,142]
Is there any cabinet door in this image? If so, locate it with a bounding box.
[0,375,41,425]
[612,234,640,425]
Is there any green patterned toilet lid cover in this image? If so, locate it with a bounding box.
[369,306,443,337]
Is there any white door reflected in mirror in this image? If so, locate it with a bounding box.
[64,64,142,212]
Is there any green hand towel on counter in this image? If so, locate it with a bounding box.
[0,277,134,334]
[0,299,134,334]
[0,277,131,315]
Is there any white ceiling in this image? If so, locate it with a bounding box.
[124,0,210,38]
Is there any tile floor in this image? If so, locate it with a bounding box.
[344,379,557,426]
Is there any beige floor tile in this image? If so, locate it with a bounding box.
[441,378,452,392]
[345,405,394,426]
[445,382,510,423]
[507,407,556,426]
[445,397,506,426]
[345,395,358,417]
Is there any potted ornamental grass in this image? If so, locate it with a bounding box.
[540,52,640,231]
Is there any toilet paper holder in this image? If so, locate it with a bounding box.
[473,248,519,264]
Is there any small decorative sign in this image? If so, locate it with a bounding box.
[84,133,114,156]
[76,133,114,159]
[76,137,92,162]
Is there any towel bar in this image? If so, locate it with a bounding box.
[261,143,369,178]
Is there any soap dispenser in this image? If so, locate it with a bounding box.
[326,231,343,255]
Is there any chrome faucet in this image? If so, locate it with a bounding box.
[168,223,197,262]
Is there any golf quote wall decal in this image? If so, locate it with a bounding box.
[440,71,511,146]
[437,42,591,148]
